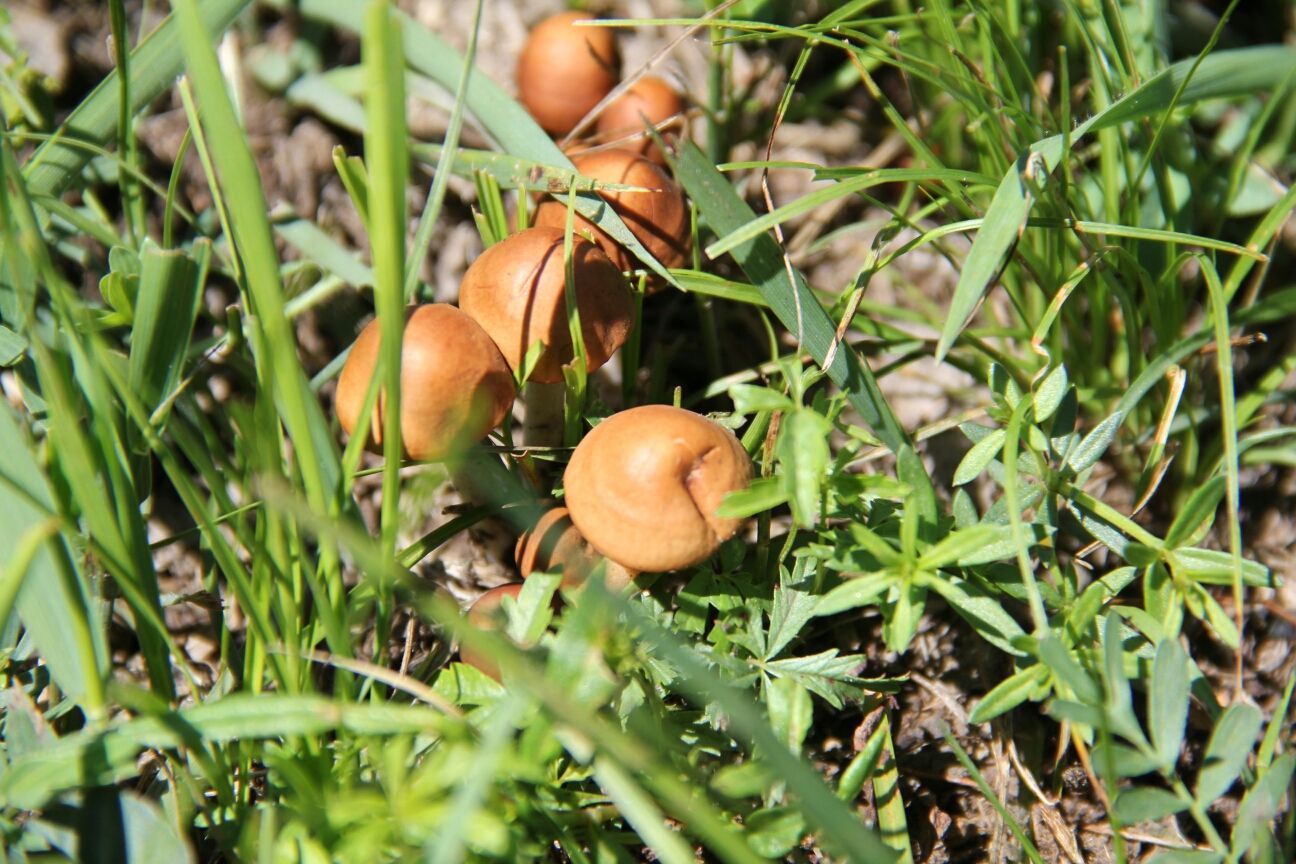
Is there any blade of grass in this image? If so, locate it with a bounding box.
[24,0,252,197]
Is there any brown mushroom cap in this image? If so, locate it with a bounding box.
[334,304,515,461]
[516,505,636,590]
[459,227,633,384]
[518,12,620,136]
[533,149,690,274]
[460,583,525,680]
[595,76,684,165]
[563,405,752,572]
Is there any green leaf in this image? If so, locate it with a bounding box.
[953,427,1007,486]
[917,524,1014,569]
[934,44,1296,359]
[716,477,786,520]
[128,240,207,423]
[1113,786,1189,824]
[1195,702,1263,806]
[0,694,447,810]
[766,676,813,753]
[766,579,820,660]
[1163,476,1226,549]
[1101,614,1143,746]
[778,410,832,527]
[592,760,695,864]
[746,807,807,859]
[1032,365,1068,423]
[0,405,107,710]
[0,324,27,366]
[815,573,892,618]
[1232,752,1296,854]
[730,383,794,414]
[1149,637,1189,771]
[118,792,197,864]
[924,575,1028,656]
[969,663,1047,723]
[934,150,1040,361]
[1170,547,1272,586]
[668,140,915,462]
[1038,637,1100,705]
[25,0,254,197]
[1067,412,1123,474]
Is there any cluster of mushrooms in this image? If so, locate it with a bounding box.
[334,13,752,679]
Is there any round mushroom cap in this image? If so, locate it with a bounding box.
[596,76,684,165]
[518,12,620,136]
[563,405,752,572]
[334,304,515,461]
[533,149,690,274]
[459,227,633,384]
[516,505,636,590]
[460,583,525,680]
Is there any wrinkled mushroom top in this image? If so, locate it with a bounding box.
[458,227,632,384]
[517,12,620,137]
[563,404,752,573]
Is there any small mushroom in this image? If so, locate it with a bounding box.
[334,304,515,461]
[563,405,752,572]
[518,12,620,137]
[459,583,524,681]
[533,149,690,274]
[516,505,636,590]
[595,76,685,165]
[458,226,634,385]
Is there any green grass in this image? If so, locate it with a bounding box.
[0,0,1293,861]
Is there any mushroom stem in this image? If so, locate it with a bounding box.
[522,380,565,448]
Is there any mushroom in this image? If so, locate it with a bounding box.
[595,76,685,165]
[459,583,524,681]
[334,304,515,461]
[533,149,690,275]
[515,505,636,590]
[517,12,620,137]
[563,405,752,572]
[458,226,633,385]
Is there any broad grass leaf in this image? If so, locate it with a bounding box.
[25,0,253,197]
[0,406,107,708]
[935,45,1296,360]
[0,324,26,365]
[592,760,695,864]
[1195,703,1263,806]
[1113,787,1188,824]
[969,663,1047,723]
[1149,637,1189,772]
[953,427,1006,486]
[128,240,207,426]
[668,140,914,461]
